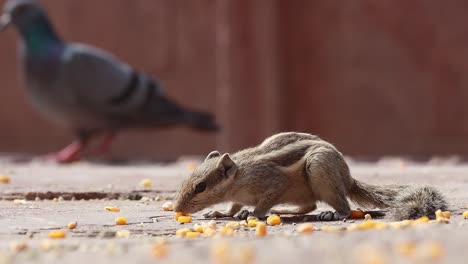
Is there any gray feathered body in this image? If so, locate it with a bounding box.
[22,43,216,134]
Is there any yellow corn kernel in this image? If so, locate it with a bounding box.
[139,179,152,188]
[255,222,267,237]
[220,226,235,236]
[436,217,449,224]
[115,230,131,238]
[115,217,127,225]
[225,221,241,230]
[321,225,335,232]
[360,220,377,230]
[161,202,174,211]
[349,210,365,219]
[174,212,187,221]
[412,216,429,225]
[0,176,10,184]
[203,228,217,237]
[105,206,120,212]
[211,241,229,264]
[463,211,468,219]
[177,216,192,224]
[266,215,281,226]
[435,209,443,219]
[395,241,415,257]
[364,214,372,221]
[247,216,259,222]
[374,222,389,230]
[416,241,445,261]
[185,231,200,238]
[442,211,451,219]
[247,220,257,227]
[297,223,314,233]
[176,228,191,237]
[152,240,168,259]
[239,246,255,264]
[67,221,78,230]
[48,230,66,239]
[193,224,204,233]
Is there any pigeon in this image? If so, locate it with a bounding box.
[0,0,219,163]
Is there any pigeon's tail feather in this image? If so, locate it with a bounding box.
[183,110,220,131]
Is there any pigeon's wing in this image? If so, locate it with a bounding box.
[60,44,218,130]
[60,44,181,126]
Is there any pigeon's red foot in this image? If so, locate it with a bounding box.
[90,133,115,156]
[41,141,85,163]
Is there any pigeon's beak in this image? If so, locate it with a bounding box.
[0,13,11,32]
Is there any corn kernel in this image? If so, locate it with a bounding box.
[364,214,372,221]
[395,241,415,257]
[436,217,449,224]
[463,211,468,219]
[203,228,217,237]
[349,210,365,219]
[205,220,217,230]
[247,220,257,227]
[416,241,445,261]
[152,240,168,259]
[178,216,192,224]
[211,241,229,263]
[220,226,235,236]
[115,230,131,238]
[48,230,66,239]
[13,199,26,205]
[435,209,443,219]
[193,224,204,233]
[176,228,191,237]
[266,215,281,226]
[412,216,429,225]
[115,217,127,225]
[255,222,267,237]
[239,220,248,227]
[161,202,174,211]
[239,246,255,264]
[247,216,259,222]
[0,176,10,184]
[360,220,378,230]
[321,225,335,232]
[225,221,241,230]
[67,221,77,230]
[105,206,120,212]
[186,231,200,238]
[139,179,152,188]
[297,223,314,233]
[442,211,451,219]
[174,212,187,221]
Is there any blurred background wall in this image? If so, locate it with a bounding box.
[1,0,468,159]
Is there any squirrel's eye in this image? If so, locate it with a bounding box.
[194,182,206,194]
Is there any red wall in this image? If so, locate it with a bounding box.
[1,0,468,159]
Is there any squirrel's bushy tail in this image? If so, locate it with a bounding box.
[349,180,448,221]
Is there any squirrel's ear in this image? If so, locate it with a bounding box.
[205,151,221,161]
[217,153,237,178]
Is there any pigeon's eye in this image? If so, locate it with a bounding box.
[194,182,206,194]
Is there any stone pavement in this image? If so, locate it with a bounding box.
[0,157,467,264]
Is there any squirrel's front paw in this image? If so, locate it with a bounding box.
[203,211,227,219]
[235,210,266,220]
[317,211,347,221]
